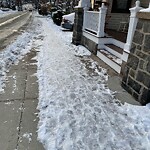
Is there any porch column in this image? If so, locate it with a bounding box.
[83,7,89,31]
[97,3,107,37]
[123,1,143,62]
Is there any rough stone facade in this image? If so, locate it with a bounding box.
[72,7,84,45]
[72,7,98,55]
[122,12,150,105]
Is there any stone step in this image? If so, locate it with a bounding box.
[106,44,123,54]
[97,49,122,73]
[104,44,123,59]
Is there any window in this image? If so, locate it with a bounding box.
[112,0,131,13]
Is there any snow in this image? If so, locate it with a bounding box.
[33,16,150,150]
[140,3,150,12]
[23,132,33,143]
[0,18,40,93]
[62,13,75,23]
[0,9,17,18]
[1,12,150,150]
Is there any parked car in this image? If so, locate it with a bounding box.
[52,10,65,26]
[1,8,9,11]
[61,13,75,30]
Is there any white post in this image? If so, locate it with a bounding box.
[97,3,107,37]
[83,6,89,30]
[123,1,143,55]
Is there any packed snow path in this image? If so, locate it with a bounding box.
[36,15,150,150]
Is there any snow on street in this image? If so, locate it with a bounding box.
[0,10,17,18]
[0,13,150,150]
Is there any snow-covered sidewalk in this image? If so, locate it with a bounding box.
[35,16,150,150]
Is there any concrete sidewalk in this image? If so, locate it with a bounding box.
[0,49,44,150]
[90,54,141,106]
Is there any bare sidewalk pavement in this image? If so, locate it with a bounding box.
[0,49,44,150]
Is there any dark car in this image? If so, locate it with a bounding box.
[61,13,75,30]
[52,10,65,26]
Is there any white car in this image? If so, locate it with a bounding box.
[61,12,75,30]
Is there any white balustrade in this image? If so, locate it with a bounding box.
[83,11,99,33]
[97,3,107,37]
[83,3,107,37]
[123,1,143,54]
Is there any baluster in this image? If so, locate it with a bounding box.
[123,1,143,59]
[97,3,107,37]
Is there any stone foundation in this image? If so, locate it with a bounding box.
[81,35,98,55]
[122,12,150,105]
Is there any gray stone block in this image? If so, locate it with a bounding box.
[139,59,144,70]
[137,45,142,50]
[129,69,136,78]
[140,88,150,105]
[122,66,129,83]
[143,45,150,53]
[136,71,150,88]
[144,34,150,49]
[128,76,141,94]
[132,91,139,101]
[146,61,150,73]
[136,50,147,60]
[133,31,144,45]
[130,43,136,54]
[143,21,150,33]
[127,54,139,70]
[136,20,143,30]
[121,82,133,95]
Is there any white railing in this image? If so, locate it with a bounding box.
[83,11,99,34]
[122,0,143,62]
[83,3,107,37]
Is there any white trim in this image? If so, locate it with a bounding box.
[111,39,125,49]
[84,28,97,34]
[97,51,121,73]
[122,51,129,62]
[83,30,99,43]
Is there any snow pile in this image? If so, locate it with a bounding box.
[74,45,91,56]
[140,3,150,12]
[36,17,150,150]
[0,19,41,93]
[62,13,75,23]
[0,9,17,18]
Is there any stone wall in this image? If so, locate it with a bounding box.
[122,12,150,105]
[72,7,84,45]
[81,35,98,55]
[72,7,98,55]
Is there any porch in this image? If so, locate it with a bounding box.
[80,1,142,73]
